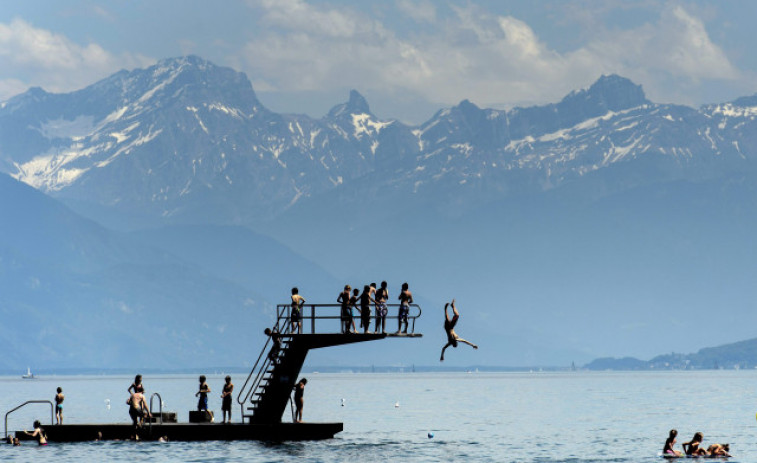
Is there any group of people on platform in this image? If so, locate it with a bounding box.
[663,429,731,457]
[287,282,414,335]
[286,285,478,361]
[125,374,235,428]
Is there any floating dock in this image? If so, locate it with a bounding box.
[7,303,421,442]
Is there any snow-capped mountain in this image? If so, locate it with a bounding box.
[2,56,755,228]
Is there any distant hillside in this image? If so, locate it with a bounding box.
[585,338,757,370]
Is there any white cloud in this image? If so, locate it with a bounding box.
[240,1,740,112]
[0,18,152,101]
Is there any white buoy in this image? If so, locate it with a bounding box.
[105,399,111,410]
[394,401,400,408]
[341,398,346,407]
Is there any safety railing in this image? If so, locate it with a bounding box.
[4,400,53,439]
[148,392,163,431]
[279,303,422,335]
[236,313,290,411]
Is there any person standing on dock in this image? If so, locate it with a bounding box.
[55,387,64,425]
[397,282,413,334]
[196,375,212,416]
[220,376,234,424]
[294,378,307,423]
[375,281,389,334]
[440,299,478,361]
[291,287,305,334]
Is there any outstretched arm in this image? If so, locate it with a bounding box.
[444,303,450,321]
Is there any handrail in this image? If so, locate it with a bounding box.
[148,392,163,432]
[279,303,422,335]
[4,400,54,439]
[237,307,290,411]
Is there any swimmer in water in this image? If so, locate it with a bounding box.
[440,299,478,361]
[682,432,707,456]
[663,429,682,457]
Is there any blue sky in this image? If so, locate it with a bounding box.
[0,0,755,123]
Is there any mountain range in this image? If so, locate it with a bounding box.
[1,56,757,369]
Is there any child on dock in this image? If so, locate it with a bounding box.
[196,375,212,415]
[221,376,234,424]
[55,387,64,425]
[294,378,307,423]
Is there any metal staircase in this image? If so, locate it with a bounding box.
[237,303,422,424]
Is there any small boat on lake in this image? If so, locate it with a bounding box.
[21,367,35,379]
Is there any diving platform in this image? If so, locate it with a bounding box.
[5,302,422,443]
[15,422,342,442]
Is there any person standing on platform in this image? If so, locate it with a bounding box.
[337,285,353,333]
[54,387,64,425]
[291,287,306,334]
[375,281,389,334]
[294,378,307,423]
[359,285,376,333]
[397,282,413,334]
[220,376,234,424]
[195,375,213,421]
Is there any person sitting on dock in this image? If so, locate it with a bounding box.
[338,285,354,334]
[24,420,47,445]
[294,378,307,423]
[127,390,151,429]
[291,287,305,334]
[397,282,413,334]
[221,375,234,424]
[682,432,707,456]
[265,327,283,364]
[440,299,478,361]
[196,375,213,421]
[55,387,64,425]
[663,429,682,457]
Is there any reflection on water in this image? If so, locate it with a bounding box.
[0,371,755,462]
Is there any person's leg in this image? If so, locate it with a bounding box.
[440,342,451,361]
[457,337,478,349]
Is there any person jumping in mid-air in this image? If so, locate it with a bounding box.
[440,299,478,361]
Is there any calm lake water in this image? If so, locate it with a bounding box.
[0,370,755,462]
